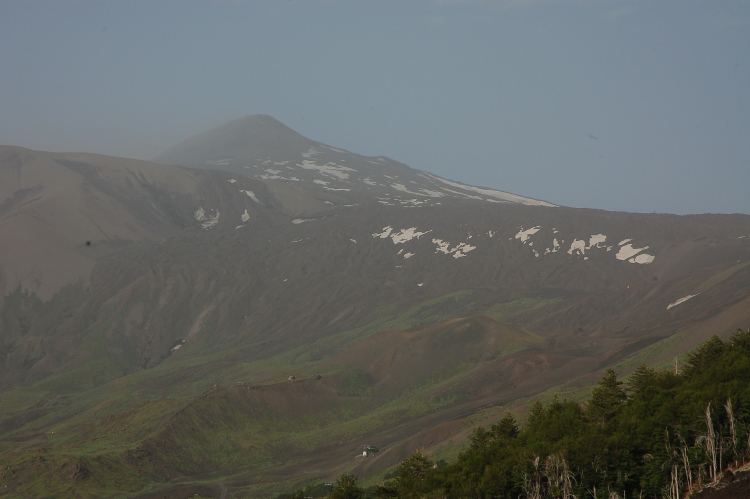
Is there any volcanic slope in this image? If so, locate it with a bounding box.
[0,145,294,300]
[6,181,748,391]
[0,145,344,388]
[154,114,555,207]
[1,121,750,497]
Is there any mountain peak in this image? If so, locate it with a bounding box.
[223,114,299,133]
[153,114,317,168]
[154,116,557,207]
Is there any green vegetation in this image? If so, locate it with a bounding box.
[330,474,365,499]
[0,290,516,497]
[485,297,563,321]
[10,286,732,498]
[365,329,750,499]
[696,260,750,293]
[340,369,373,396]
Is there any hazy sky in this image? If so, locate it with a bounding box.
[1,1,748,215]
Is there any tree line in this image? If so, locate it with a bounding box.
[281,329,750,499]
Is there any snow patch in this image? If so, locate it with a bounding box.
[419,189,445,198]
[440,186,483,200]
[589,234,607,248]
[259,174,300,181]
[228,179,237,183]
[371,226,431,244]
[292,218,313,224]
[390,227,431,244]
[372,226,393,239]
[399,198,429,207]
[422,172,556,206]
[301,147,320,158]
[433,239,476,259]
[616,243,649,261]
[515,226,541,243]
[618,239,632,246]
[667,294,699,310]
[194,207,220,229]
[240,190,260,203]
[392,183,431,197]
[298,159,355,179]
[545,238,561,255]
[350,239,357,244]
[241,209,250,222]
[403,252,415,259]
[567,234,607,256]
[568,239,586,256]
[629,253,655,264]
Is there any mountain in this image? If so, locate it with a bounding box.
[1,118,750,497]
[154,115,555,207]
[0,145,282,300]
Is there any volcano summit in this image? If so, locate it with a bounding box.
[154,115,556,208]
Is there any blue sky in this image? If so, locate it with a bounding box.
[1,1,748,215]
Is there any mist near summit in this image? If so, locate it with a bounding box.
[1,1,748,215]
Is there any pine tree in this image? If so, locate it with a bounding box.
[684,336,724,376]
[586,368,626,425]
[628,363,657,393]
[527,400,546,427]
[491,411,520,439]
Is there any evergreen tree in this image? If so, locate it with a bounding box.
[527,400,546,427]
[491,411,520,439]
[330,474,364,499]
[395,450,434,498]
[628,363,657,393]
[683,335,724,376]
[585,368,626,425]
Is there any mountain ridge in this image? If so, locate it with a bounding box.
[153,114,557,208]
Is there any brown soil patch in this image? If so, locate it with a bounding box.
[691,468,750,499]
